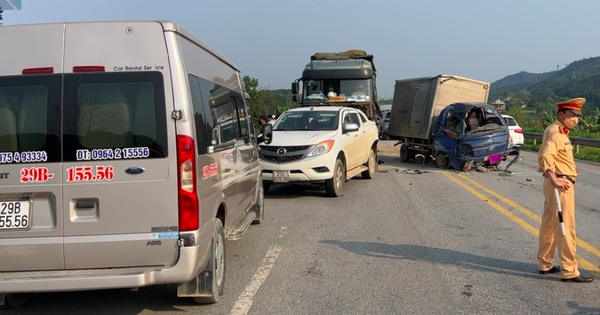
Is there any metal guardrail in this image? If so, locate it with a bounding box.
[524,132,600,148]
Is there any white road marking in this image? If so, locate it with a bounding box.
[229,245,283,315]
[278,226,288,239]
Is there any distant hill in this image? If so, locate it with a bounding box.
[490,57,600,112]
[489,71,556,96]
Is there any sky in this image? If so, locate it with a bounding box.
[2,0,600,99]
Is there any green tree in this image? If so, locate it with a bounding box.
[505,107,526,126]
[243,75,258,101]
[0,7,4,25]
[243,75,283,128]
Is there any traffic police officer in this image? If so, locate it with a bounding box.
[537,97,592,283]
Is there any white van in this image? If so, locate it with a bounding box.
[0,21,264,306]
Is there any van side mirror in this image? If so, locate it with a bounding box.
[262,124,273,144]
[291,80,300,95]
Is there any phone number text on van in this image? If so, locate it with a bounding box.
[0,151,48,164]
[76,148,150,161]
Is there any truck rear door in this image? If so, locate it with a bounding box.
[409,81,431,136]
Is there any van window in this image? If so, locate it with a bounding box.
[189,75,211,154]
[191,76,248,151]
[63,72,168,162]
[232,96,248,138]
[0,75,61,163]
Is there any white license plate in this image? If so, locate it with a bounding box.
[273,170,289,183]
[0,200,31,230]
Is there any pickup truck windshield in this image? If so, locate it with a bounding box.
[273,111,339,131]
[304,79,371,103]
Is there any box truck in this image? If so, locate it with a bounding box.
[387,75,511,170]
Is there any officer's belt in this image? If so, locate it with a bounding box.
[556,174,576,184]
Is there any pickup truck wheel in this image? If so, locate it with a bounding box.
[362,148,376,179]
[436,152,450,169]
[194,219,226,304]
[325,158,345,197]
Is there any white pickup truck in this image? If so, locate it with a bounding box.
[259,106,379,197]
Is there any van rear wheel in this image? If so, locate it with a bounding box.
[325,158,345,197]
[193,219,226,304]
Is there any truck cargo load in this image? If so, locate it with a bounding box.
[291,50,381,121]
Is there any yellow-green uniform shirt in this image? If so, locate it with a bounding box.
[537,120,577,177]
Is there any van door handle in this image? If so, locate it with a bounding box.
[75,201,95,209]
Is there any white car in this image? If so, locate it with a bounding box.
[377,109,390,132]
[259,106,379,197]
[502,114,524,150]
[382,111,391,138]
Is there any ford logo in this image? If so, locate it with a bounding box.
[125,166,146,175]
[277,148,287,155]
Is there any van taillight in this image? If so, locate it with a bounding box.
[515,128,523,134]
[73,66,106,72]
[177,135,199,231]
[22,67,54,74]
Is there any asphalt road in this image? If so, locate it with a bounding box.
[6,142,600,314]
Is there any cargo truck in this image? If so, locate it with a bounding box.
[290,50,381,121]
[387,75,511,170]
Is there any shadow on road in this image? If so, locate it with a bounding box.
[321,240,555,280]
[0,285,211,314]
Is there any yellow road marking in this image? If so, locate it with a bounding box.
[442,171,600,277]
[456,173,600,260]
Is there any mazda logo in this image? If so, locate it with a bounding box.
[277,148,287,155]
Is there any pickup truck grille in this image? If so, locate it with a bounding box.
[259,145,312,163]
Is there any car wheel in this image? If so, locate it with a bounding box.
[361,148,376,179]
[325,158,345,197]
[252,181,264,224]
[263,182,271,194]
[194,219,226,304]
[436,152,450,169]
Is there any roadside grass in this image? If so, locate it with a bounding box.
[523,139,600,163]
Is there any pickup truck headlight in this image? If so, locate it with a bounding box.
[307,140,335,157]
